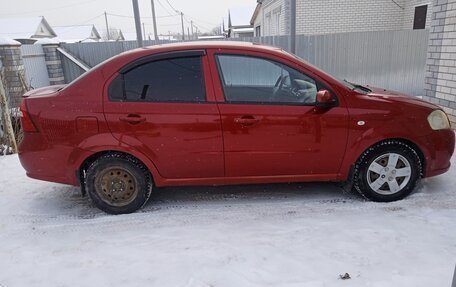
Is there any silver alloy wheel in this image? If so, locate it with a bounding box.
[366,153,412,195]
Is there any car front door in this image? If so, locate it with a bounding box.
[103,51,224,179]
[209,50,349,179]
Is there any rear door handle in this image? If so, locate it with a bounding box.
[119,114,146,124]
[234,116,260,126]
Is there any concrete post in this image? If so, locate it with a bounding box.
[424,0,456,123]
[42,43,65,85]
[0,39,25,108]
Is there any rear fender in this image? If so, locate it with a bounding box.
[71,133,164,187]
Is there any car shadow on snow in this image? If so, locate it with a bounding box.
[27,177,456,222]
[30,181,362,218]
[29,175,453,218]
[146,182,361,207]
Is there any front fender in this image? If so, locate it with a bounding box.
[337,117,429,181]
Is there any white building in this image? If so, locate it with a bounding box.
[251,0,433,36]
[0,16,56,44]
[226,6,256,38]
[53,25,101,43]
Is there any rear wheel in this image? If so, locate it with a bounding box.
[85,153,152,214]
[353,141,422,202]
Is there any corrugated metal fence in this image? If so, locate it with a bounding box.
[60,30,429,96]
[21,45,50,89]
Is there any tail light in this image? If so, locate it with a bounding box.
[20,99,37,132]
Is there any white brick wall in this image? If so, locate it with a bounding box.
[295,0,405,35]
[255,0,288,36]
[402,0,433,29]
[424,0,456,123]
[254,0,434,36]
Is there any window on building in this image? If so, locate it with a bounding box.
[413,5,428,30]
[272,7,281,35]
[109,56,206,102]
[265,12,271,36]
[255,26,261,37]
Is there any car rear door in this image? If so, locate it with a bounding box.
[103,50,224,179]
[208,49,349,179]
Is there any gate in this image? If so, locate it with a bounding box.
[21,45,50,89]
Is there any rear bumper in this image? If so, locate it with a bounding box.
[418,129,455,178]
[18,132,79,186]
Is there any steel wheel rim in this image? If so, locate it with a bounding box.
[95,166,138,207]
[367,153,412,195]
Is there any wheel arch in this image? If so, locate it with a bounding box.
[76,149,163,196]
[342,137,426,183]
[358,138,425,177]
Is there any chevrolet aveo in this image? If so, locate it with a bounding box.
[18,42,455,214]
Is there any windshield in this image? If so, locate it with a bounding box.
[286,51,372,94]
[339,79,372,94]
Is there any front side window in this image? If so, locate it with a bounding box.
[109,56,205,102]
[216,54,318,105]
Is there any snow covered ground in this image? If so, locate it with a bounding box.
[0,154,455,287]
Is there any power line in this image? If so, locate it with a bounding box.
[63,13,105,27]
[156,0,220,33]
[143,22,180,27]
[0,0,98,16]
[156,0,176,16]
[107,12,178,19]
[185,15,219,27]
[184,16,213,32]
[164,0,180,13]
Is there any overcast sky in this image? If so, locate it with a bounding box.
[0,0,255,37]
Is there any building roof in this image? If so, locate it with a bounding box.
[227,5,257,28]
[250,1,262,25]
[53,25,101,43]
[116,30,125,41]
[232,27,254,33]
[0,16,56,40]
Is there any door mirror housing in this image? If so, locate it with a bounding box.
[315,90,336,109]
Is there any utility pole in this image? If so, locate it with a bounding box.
[132,0,143,47]
[190,20,194,39]
[187,27,190,40]
[289,0,296,54]
[150,0,159,41]
[104,11,110,40]
[180,12,185,40]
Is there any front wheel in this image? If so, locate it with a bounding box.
[85,153,153,214]
[353,141,422,202]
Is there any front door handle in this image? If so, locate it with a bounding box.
[234,116,260,126]
[119,114,146,124]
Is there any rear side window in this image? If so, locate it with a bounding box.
[109,56,206,102]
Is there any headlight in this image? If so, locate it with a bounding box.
[427,110,451,130]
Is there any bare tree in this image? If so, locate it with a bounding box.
[102,27,122,41]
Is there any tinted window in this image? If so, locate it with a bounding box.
[110,56,205,102]
[108,74,124,100]
[216,55,318,105]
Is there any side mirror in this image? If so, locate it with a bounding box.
[315,90,336,109]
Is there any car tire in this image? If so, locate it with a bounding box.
[85,153,153,214]
[353,140,422,202]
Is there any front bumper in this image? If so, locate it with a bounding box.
[418,129,455,178]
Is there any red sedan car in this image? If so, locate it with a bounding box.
[19,41,454,214]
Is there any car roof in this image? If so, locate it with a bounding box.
[120,40,283,58]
